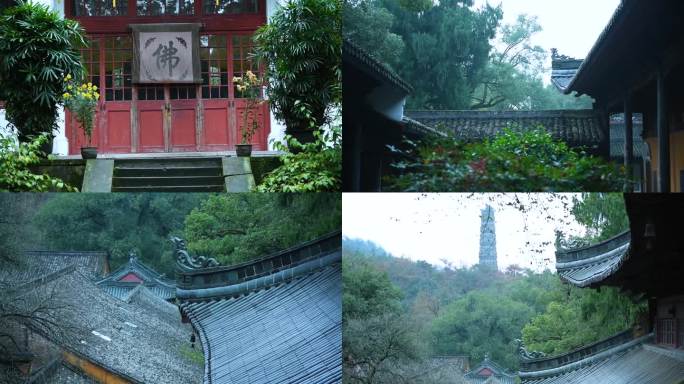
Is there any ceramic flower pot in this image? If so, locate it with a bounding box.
[235,144,253,157]
[80,146,98,159]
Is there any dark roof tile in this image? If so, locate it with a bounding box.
[405,110,605,149]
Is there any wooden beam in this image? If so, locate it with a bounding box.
[624,95,634,192]
[657,68,670,192]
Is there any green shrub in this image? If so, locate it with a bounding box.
[256,125,341,192]
[0,133,76,191]
[387,128,625,192]
[253,0,341,139]
[0,0,86,141]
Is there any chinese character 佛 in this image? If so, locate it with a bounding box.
[153,41,180,77]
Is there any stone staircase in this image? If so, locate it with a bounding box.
[82,157,256,192]
[111,158,226,192]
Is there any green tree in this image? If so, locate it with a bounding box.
[571,193,629,242]
[392,0,502,110]
[0,193,51,264]
[0,1,86,142]
[522,286,646,355]
[472,14,592,111]
[254,0,341,141]
[430,290,534,370]
[183,193,341,266]
[343,254,427,384]
[343,0,405,70]
[32,194,208,274]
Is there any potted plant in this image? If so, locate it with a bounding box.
[63,74,99,159]
[233,70,264,157]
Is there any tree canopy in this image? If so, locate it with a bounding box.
[26,193,340,274]
[343,1,592,111]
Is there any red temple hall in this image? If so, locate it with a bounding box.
[53,0,280,155]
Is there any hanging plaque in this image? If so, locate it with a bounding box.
[131,23,202,84]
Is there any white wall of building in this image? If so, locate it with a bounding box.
[265,0,287,150]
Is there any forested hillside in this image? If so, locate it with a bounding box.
[344,0,592,111]
[343,194,645,383]
[0,193,341,274]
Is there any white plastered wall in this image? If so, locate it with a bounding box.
[265,0,287,150]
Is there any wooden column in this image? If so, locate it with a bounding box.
[624,96,634,192]
[657,69,670,192]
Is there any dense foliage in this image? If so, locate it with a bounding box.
[256,127,341,192]
[343,1,591,110]
[30,194,341,273]
[32,194,208,274]
[0,133,75,191]
[522,286,645,355]
[344,211,644,377]
[183,193,341,265]
[0,1,85,141]
[254,0,341,138]
[570,193,630,242]
[387,129,625,192]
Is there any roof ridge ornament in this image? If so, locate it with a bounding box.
[128,249,138,263]
[171,236,220,269]
[516,339,546,361]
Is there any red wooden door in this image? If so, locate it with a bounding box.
[67,32,269,154]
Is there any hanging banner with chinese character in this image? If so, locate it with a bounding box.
[131,23,202,83]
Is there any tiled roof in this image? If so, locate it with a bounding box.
[96,257,176,300]
[520,334,684,383]
[0,251,108,286]
[177,233,342,384]
[11,268,202,384]
[402,117,447,138]
[464,357,517,384]
[405,110,606,150]
[550,51,583,93]
[555,231,631,287]
[124,285,185,328]
[98,283,176,301]
[343,38,413,94]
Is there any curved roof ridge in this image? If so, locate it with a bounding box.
[519,331,650,380]
[177,249,340,301]
[556,230,630,263]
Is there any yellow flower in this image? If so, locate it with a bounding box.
[233,76,241,83]
[92,85,98,91]
[63,93,70,98]
[94,92,100,99]
[65,74,72,81]
[67,85,73,90]
[87,82,92,87]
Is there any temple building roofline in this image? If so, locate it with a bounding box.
[174,230,341,295]
[519,331,649,380]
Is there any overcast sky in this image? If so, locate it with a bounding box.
[473,0,620,81]
[343,193,587,273]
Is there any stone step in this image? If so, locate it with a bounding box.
[114,166,223,178]
[111,176,225,188]
[111,184,226,192]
